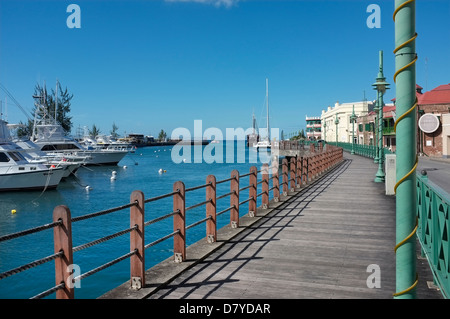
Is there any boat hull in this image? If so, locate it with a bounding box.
[83,150,128,165]
[0,168,65,192]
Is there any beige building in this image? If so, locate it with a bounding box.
[443,113,450,158]
[321,100,374,143]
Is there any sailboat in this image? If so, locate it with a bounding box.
[253,78,271,150]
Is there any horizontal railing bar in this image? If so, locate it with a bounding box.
[73,225,138,253]
[145,230,180,249]
[186,216,212,231]
[0,220,62,243]
[269,186,277,191]
[239,196,253,206]
[239,184,254,192]
[216,176,236,185]
[72,202,138,223]
[0,250,64,280]
[144,211,179,227]
[217,205,234,217]
[30,282,65,300]
[74,249,138,283]
[256,191,267,198]
[185,199,211,212]
[185,182,211,193]
[144,190,179,203]
[239,172,254,178]
[216,191,235,201]
[256,180,265,185]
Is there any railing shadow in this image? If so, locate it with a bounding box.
[148,159,351,299]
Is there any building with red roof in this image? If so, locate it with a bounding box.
[417,83,450,157]
[355,83,450,158]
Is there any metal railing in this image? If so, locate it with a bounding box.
[335,142,394,158]
[416,172,450,298]
[0,144,344,299]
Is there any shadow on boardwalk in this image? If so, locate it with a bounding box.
[146,154,442,299]
[150,160,352,299]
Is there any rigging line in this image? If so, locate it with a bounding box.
[0,83,33,121]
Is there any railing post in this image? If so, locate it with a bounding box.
[308,156,313,182]
[173,181,186,262]
[290,157,296,192]
[53,205,74,299]
[262,163,269,208]
[272,157,280,202]
[282,158,288,196]
[206,175,216,243]
[249,166,257,217]
[302,156,308,186]
[296,156,302,188]
[130,190,145,289]
[230,170,239,228]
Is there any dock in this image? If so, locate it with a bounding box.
[102,153,441,299]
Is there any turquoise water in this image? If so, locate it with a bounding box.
[0,142,271,299]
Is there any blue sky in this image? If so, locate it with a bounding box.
[0,0,449,138]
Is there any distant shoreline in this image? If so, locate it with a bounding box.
[132,139,210,147]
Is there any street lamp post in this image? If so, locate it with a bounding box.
[350,105,357,155]
[373,50,389,183]
[374,101,380,163]
[334,114,339,146]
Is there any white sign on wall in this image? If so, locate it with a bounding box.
[419,114,440,134]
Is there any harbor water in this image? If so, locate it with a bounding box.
[0,141,272,299]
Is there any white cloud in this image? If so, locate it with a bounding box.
[164,0,240,8]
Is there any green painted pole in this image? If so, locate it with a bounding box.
[350,105,356,155]
[374,103,379,163]
[394,0,417,299]
[335,114,339,146]
[374,51,388,183]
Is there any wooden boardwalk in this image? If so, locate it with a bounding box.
[147,154,441,299]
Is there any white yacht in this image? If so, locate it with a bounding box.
[80,134,132,152]
[30,100,129,166]
[14,139,86,178]
[254,140,272,150]
[0,120,65,191]
[32,123,128,165]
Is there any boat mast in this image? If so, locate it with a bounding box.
[266,78,270,141]
[55,80,58,123]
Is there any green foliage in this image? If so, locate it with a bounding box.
[17,82,73,138]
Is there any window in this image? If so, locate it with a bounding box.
[0,152,10,162]
[7,152,26,162]
[41,143,81,151]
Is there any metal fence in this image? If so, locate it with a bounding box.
[416,172,450,298]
